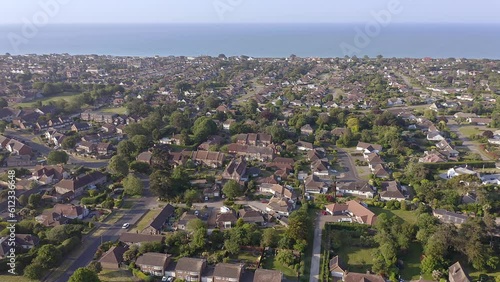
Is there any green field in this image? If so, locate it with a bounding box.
[370,207,419,224]
[0,275,35,282]
[458,126,483,137]
[16,92,83,108]
[101,106,128,115]
[399,243,427,280]
[338,246,377,273]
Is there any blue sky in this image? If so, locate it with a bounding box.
[0,0,499,24]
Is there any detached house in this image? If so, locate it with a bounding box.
[142,204,175,234]
[175,257,207,282]
[325,200,377,225]
[356,142,382,154]
[222,157,247,182]
[99,245,129,270]
[54,171,106,199]
[136,252,171,277]
[337,181,375,198]
[379,181,406,201]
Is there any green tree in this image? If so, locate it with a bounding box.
[0,97,8,108]
[192,117,217,143]
[117,140,137,160]
[222,180,242,200]
[0,120,7,133]
[108,155,129,177]
[286,204,312,243]
[34,244,62,269]
[86,261,102,274]
[123,174,143,196]
[261,228,279,248]
[186,218,207,233]
[276,249,296,267]
[18,194,28,206]
[149,170,175,198]
[47,150,69,164]
[61,135,79,149]
[68,267,101,282]
[346,117,360,133]
[130,135,149,153]
[184,189,200,206]
[28,193,42,208]
[23,263,44,280]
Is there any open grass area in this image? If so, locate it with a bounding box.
[100,106,128,115]
[338,246,377,273]
[98,269,135,282]
[400,243,426,280]
[17,92,83,108]
[469,270,500,281]
[131,209,161,232]
[458,126,483,137]
[370,207,418,224]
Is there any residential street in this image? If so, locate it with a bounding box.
[309,213,321,282]
[335,148,360,182]
[448,123,492,161]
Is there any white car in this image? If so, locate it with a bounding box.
[122,223,130,229]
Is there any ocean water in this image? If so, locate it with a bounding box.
[0,23,499,59]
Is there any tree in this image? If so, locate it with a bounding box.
[130,135,149,153]
[222,180,242,200]
[117,140,137,160]
[86,261,102,274]
[192,117,217,143]
[276,249,296,267]
[261,228,279,248]
[34,244,62,269]
[149,170,175,198]
[170,111,190,132]
[0,97,8,108]
[61,135,79,149]
[68,267,101,282]
[23,263,44,280]
[184,189,200,206]
[28,193,42,208]
[18,194,28,206]
[0,120,7,133]
[47,150,69,164]
[346,117,360,133]
[123,174,143,196]
[108,155,129,177]
[129,161,151,174]
[286,204,312,243]
[186,218,207,233]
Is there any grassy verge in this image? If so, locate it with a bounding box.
[458,126,482,137]
[100,107,128,115]
[131,209,161,232]
[98,269,135,282]
[0,275,35,282]
[17,92,83,107]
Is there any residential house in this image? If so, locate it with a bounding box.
[216,211,238,229]
[379,181,406,201]
[101,124,116,133]
[119,232,165,246]
[433,209,469,226]
[325,200,377,225]
[203,184,221,199]
[336,181,375,198]
[77,141,97,154]
[99,245,129,270]
[235,133,272,146]
[311,159,330,176]
[227,143,274,161]
[6,155,33,167]
[419,150,447,163]
[31,164,67,184]
[34,209,69,227]
[0,234,39,258]
[81,111,117,124]
[343,272,385,282]
[191,150,225,168]
[97,142,112,155]
[304,175,329,194]
[331,127,347,137]
[266,196,294,216]
[54,171,107,199]
[467,117,492,126]
[213,263,244,282]
[223,119,236,131]
[329,255,346,278]
[372,164,390,179]
[142,204,175,234]
[222,157,247,182]
[427,131,446,142]
[136,252,171,277]
[238,209,265,225]
[136,151,153,165]
[356,142,382,154]
[253,269,283,282]
[448,261,470,282]
[300,124,314,135]
[296,141,314,151]
[71,122,91,132]
[447,166,477,178]
[1,137,33,155]
[175,257,207,282]
[267,157,294,171]
[307,149,326,162]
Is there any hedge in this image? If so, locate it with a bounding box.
[81,192,108,205]
[422,161,495,170]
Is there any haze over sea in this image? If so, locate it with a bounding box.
[1,23,499,59]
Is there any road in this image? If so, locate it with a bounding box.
[309,213,321,282]
[448,123,492,161]
[49,177,157,282]
[335,148,360,182]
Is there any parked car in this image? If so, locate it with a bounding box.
[122,223,130,229]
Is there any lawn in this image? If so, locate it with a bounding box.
[370,207,418,224]
[131,209,161,232]
[98,269,135,282]
[337,246,377,273]
[100,106,128,115]
[399,243,427,280]
[0,275,35,282]
[458,126,483,137]
[16,92,83,107]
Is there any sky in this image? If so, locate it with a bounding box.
[0,0,499,25]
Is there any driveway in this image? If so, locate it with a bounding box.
[335,148,360,182]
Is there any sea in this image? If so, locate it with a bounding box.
[1,23,500,59]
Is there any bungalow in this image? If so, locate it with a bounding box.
[344,272,385,282]
[54,171,107,198]
[300,124,314,135]
[142,204,175,234]
[449,261,471,282]
[175,257,207,282]
[267,157,294,171]
[36,204,89,226]
[223,119,236,130]
[329,255,346,278]
[468,117,492,126]
[213,263,244,282]
[379,181,406,202]
[203,184,221,199]
[356,142,382,154]
[433,209,469,226]
[295,141,314,151]
[222,157,247,182]
[99,245,129,270]
[31,164,67,184]
[101,124,116,133]
[304,175,329,194]
[136,253,171,277]
[447,166,477,178]
[336,181,375,198]
[331,127,347,137]
[372,164,390,179]
[2,138,33,155]
[325,200,377,225]
[266,196,294,216]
